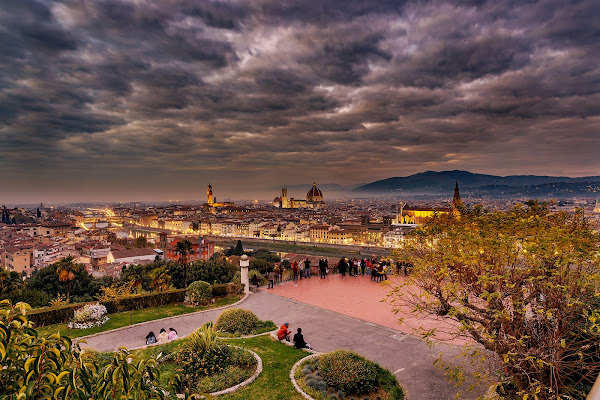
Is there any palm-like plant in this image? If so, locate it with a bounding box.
[149,267,172,292]
[55,256,80,302]
[126,264,146,293]
[174,240,195,288]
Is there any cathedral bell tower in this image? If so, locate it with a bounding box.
[452,181,462,210]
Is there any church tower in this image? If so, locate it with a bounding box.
[281,188,289,208]
[452,181,462,210]
[207,184,213,204]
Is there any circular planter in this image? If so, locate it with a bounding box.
[176,345,262,398]
[290,353,321,400]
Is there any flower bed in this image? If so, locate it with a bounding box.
[293,351,405,400]
[172,323,261,395]
[68,303,109,330]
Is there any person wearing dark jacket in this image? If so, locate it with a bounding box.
[319,258,327,279]
[145,331,156,345]
[293,328,310,349]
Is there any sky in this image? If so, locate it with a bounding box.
[1,0,599,204]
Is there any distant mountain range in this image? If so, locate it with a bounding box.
[353,170,600,198]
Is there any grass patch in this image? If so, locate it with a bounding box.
[36,295,242,338]
[126,334,309,399]
[217,335,308,400]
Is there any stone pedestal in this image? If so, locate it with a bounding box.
[240,254,250,294]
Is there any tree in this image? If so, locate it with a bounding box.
[0,269,23,300]
[55,256,81,302]
[134,236,148,248]
[175,240,195,288]
[26,264,108,302]
[123,264,148,293]
[168,259,237,288]
[149,266,172,292]
[391,202,600,399]
[233,240,244,256]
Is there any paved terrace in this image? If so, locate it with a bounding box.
[80,274,492,399]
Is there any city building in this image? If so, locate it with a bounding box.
[165,236,215,262]
[275,182,325,209]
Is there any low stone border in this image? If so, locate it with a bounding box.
[77,292,250,347]
[290,353,321,400]
[175,345,262,398]
[217,329,276,339]
[269,331,319,354]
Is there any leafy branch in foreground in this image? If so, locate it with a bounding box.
[0,299,206,399]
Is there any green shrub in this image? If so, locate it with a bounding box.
[215,308,259,335]
[211,283,229,296]
[187,280,212,305]
[101,288,186,313]
[176,342,232,384]
[319,350,378,395]
[27,302,82,327]
[187,322,220,354]
[28,289,187,326]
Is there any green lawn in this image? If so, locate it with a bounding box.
[36,295,242,338]
[128,335,309,400]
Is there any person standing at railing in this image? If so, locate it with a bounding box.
[303,258,311,278]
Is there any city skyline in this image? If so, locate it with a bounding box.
[1,0,599,203]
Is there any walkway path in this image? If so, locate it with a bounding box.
[80,278,491,399]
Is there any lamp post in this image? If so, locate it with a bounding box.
[240,254,250,294]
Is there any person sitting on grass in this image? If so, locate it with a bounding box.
[293,328,311,350]
[277,322,291,341]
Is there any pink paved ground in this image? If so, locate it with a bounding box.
[268,273,468,345]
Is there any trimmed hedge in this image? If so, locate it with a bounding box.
[28,282,244,327]
[211,283,229,297]
[102,289,187,314]
[28,303,83,328]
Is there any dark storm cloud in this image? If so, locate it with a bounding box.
[0,0,598,202]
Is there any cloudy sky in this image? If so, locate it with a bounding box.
[1,0,599,203]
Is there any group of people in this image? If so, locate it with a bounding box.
[145,327,178,345]
[291,258,313,282]
[335,256,394,282]
[263,256,415,288]
[277,322,310,350]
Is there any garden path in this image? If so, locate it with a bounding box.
[80,276,492,400]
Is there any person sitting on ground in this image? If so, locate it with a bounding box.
[251,274,260,288]
[277,322,292,341]
[145,331,156,345]
[168,327,178,340]
[157,328,169,343]
[293,328,311,350]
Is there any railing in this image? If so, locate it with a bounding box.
[588,372,600,400]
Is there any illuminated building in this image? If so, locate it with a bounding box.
[399,182,462,224]
[275,182,325,209]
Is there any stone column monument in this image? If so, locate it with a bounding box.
[240,254,250,294]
